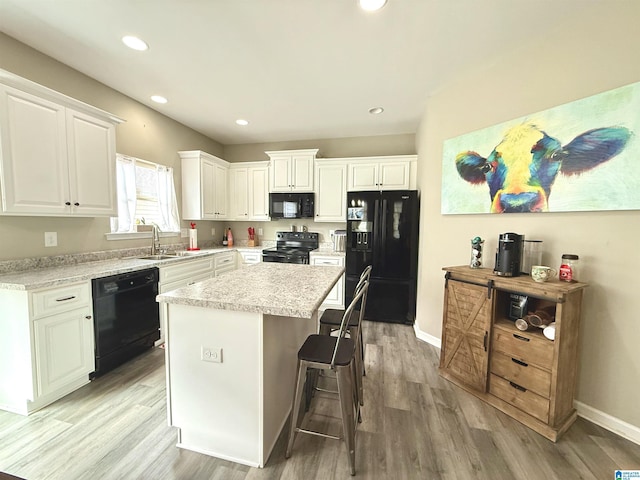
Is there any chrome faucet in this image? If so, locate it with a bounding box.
[151,224,161,255]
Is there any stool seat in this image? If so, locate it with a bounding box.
[320,308,361,327]
[299,335,355,366]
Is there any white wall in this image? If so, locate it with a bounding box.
[415,1,640,435]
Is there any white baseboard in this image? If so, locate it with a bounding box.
[575,401,640,446]
[410,326,640,446]
[413,323,441,349]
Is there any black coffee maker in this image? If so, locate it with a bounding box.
[494,232,524,277]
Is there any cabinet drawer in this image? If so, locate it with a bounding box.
[490,351,551,398]
[492,324,554,370]
[240,252,261,264]
[160,258,213,284]
[31,282,91,319]
[311,256,344,266]
[489,374,549,423]
[214,252,236,269]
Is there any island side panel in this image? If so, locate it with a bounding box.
[165,303,262,467]
[261,312,317,466]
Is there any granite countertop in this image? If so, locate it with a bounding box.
[157,263,344,318]
[0,248,240,291]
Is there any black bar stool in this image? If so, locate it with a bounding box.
[285,281,369,476]
[318,265,372,406]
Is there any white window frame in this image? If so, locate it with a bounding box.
[106,154,181,240]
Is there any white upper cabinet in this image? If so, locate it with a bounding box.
[266,149,317,192]
[180,150,229,220]
[229,166,249,220]
[228,161,269,221]
[347,155,416,191]
[0,73,122,217]
[248,163,270,220]
[314,159,347,222]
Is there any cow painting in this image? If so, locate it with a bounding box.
[455,123,632,213]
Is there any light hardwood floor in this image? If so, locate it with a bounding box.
[1,321,639,479]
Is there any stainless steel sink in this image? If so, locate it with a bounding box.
[137,254,177,260]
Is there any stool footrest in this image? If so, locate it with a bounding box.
[314,386,339,395]
[296,427,341,441]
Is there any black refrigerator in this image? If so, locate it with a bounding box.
[345,190,419,324]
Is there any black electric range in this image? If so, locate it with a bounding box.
[262,232,319,264]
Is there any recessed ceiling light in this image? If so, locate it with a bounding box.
[236,119,249,126]
[359,0,387,11]
[122,35,148,51]
[151,95,168,104]
[369,107,384,115]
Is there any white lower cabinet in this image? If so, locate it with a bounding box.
[238,249,262,266]
[34,309,95,397]
[214,251,237,276]
[158,257,215,344]
[0,281,94,415]
[311,255,345,309]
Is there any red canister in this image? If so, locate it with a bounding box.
[559,254,579,282]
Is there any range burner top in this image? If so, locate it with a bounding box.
[262,231,319,264]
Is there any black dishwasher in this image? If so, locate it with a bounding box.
[91,267,160,377]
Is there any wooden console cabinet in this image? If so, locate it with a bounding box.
[439,266,588,441]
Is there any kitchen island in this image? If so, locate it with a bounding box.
[156,262,344,468]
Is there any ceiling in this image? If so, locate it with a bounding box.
[0,0,599,146]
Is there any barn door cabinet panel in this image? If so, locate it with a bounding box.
[180,150,229,220]
[266,149,317,192]
[440,266,587,442]
[439,278,492,392]
[0,71,122,217]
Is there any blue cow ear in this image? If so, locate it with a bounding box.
[456,151,488,184]
[560,127,631,175]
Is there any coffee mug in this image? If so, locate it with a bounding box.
[531,265,557,282]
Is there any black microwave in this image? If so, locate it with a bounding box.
[269,192,314,219]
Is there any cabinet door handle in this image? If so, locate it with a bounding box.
[511,358,528,367]
[483,331,488,351]
[85,315,92,320]
[512,333,530,342]
[74,202,80,206]
[56,295,76,302]
[509,381,527,392]
[65,201,71,206]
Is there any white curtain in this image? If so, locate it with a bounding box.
[156,164,180,232]
[111,155,137,233]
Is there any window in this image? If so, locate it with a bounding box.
[110,154,180,234]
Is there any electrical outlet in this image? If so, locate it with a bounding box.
[211,227,216,236]
[329,229,335,238]
[180,228,188,238]
[44,232,58,247]
[201,346,222,363]
[258,228,263,236]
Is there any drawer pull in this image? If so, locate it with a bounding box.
[509,381,527,392]
[483,331,488,351]
[512,333,530,342]
[56,295,76,302]
[511,358,528,367]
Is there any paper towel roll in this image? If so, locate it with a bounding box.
[188,229,198,250]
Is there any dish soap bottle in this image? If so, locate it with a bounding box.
[227,227,234,247]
